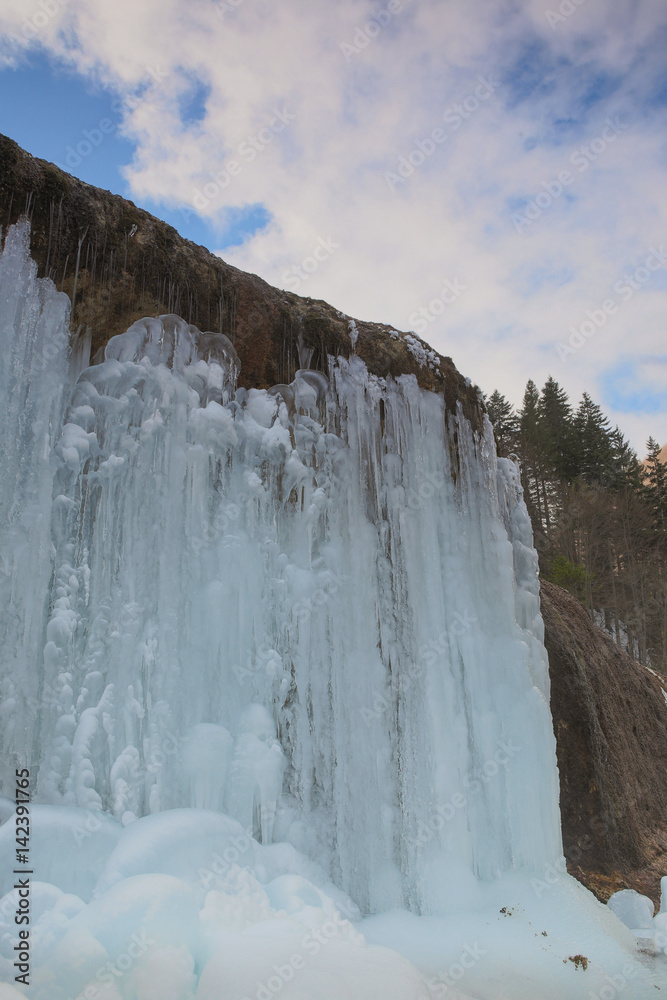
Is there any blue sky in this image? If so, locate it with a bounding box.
[0,0,665,452]
[602,357,667,415]
[0,58,269,249]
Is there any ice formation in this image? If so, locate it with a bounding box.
[607,889,655,931]
[0,220,664,998]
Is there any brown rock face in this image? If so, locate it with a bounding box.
[542,578,667,907]
[0,133,482,430]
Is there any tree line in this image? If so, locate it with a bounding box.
[486,379,666,673]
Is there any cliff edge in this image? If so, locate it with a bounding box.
[0,133,481,429]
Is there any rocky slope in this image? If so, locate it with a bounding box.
[542,578,667,907]
[1,133,665,908]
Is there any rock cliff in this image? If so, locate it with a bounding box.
[542,578,667,908]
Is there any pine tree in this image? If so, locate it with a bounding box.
[486,390,519,456]
[538,376,578,481]
[485,376,666,671]
[520,380,540,447]
[609,427,642,490]
[572,393,615,484]
[645,437,667,527]
[519,380,549,530]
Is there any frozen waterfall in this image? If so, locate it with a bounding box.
[0,220,661,1000]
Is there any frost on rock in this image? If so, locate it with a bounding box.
[397,331,442,374]
[0,221,662,999]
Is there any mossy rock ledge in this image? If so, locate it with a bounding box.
[0,133,483,431]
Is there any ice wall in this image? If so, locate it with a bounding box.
[0,220,563,920]
[0,222,70,778]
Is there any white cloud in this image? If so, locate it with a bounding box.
[1,0,666,451]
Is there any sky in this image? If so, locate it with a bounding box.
[0,0,666,454]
